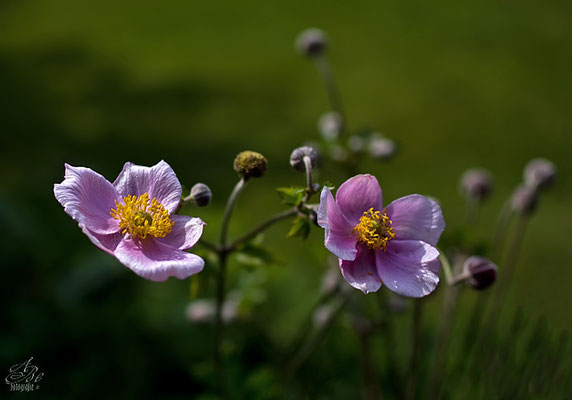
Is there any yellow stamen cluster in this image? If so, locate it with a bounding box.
[353,207,395,252]
[110,193,174,239]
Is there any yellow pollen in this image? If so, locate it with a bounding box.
[110,193,174,239]
[353,207,395,252]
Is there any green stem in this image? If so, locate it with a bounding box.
[227,208,298,252]
[219,178,247,246]
[314,54,347,134]
[214,178,247,393]
[284,292,349,384]
[439,250,454,285]
[405,300,423,400]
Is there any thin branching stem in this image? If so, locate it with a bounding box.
[214,177,247,393]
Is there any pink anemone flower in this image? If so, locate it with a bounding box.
[54,160,205,281]
[318,174,445,297]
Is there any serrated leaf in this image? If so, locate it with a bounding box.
[287,216,311,239]
[276,186,306,206]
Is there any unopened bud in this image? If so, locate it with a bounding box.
[368,133,396,160]
[290,146,318,172]
[463,256,497,290]
[523,158,556,190]
[511,184,538,215]
[233,151,268,180]
[318,111,343,140]
[460,168,493,202]
[189,183,212,207]
[295,28,327,57]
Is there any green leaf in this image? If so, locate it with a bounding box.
[235,243,278,267]
[287,216,311,239]
[276,186,306,206]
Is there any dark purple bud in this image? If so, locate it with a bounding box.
[463,256,498,290]
[511,184,538,215]
[290,146,318,172]
[318,111,343,140]
[460,168,493,202]
[523,158,556,190]
[233,151,268,180]
[295,28,327,57]
[368,133,397,160]
[190,183,212,207]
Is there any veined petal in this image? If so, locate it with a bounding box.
[113,160,182,213]
[81,227,123,255]
[336,174,383,224]
[385,194,445,246]
[54,164,120,234]
[114,238,204,282]
[318,187,358,261]
[376,240,440,298]
[339,245,382,294]
[155,215,205,250]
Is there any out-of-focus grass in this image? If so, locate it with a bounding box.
[1,0,570,398]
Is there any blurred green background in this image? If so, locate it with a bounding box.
[1,0,571,398]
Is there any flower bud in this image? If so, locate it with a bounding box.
[460,168,493,202]
[290,146,318,172]
[511,184,538,215]
[189,183,212,207]
[368,133,396,160]
[318,111,343,140]
[295,28,327,57]
[523,158,556,190]
[233,151,268,180]
[463,256,497,290]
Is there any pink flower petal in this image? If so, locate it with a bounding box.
[335,174,383,224]
[81,227,123,255]
[385,195,445,246]
[113,160,182,213]
[318,187,358,261]
[54,164,120,234]
[155,215,205,250]
[376,240,440,297]
[114,238,204,282]
[339,245,382,293]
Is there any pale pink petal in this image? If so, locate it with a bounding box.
[113,160,182,212]
[318,187,358,261]
[155,215,205,250]
[385,195,445,246]
[339,246,382,293]
[335,174,383,224]
[114,238,204,281]
[376,240,440,297]
[81,227,123,255]
[54,164,120,234]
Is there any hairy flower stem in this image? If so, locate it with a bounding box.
[439,251,454,285]
[405,300,423,400]
[314,54,347,134]
[303,156,314,201]
[214,178,247,393]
